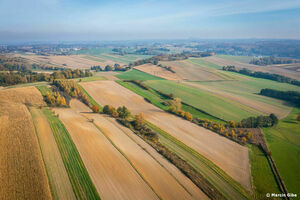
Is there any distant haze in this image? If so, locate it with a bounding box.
[0,0,300,42]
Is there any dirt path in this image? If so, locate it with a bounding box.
[30,107,76,200]
[80,81,252,191]
[53,101,159,200]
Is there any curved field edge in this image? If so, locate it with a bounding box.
[262,107,300,193]
[30,107,76,200]
[43,108,100,200]
[116,80,224,123]
[146,121,251,200]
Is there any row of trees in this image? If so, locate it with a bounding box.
[157,64,175,73]
[250,56,300,66]
[53,80,90,106]
[91,64,130,72]
[0,69,92,86]
[222,65,300,86]
[166,98,193,121]
[260,89,300,107]
[130,52,214,67]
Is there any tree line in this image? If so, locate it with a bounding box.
[250,56,300,66]
[222,65,300,86]
[91,64,130,72]
[0,69,92,86]
[260,89,300,107]
[129,52,214,67]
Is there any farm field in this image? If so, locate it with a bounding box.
[145,80,262,121]
[80,80,252,190]
[54,100,159,200]
[92,53,152,64]
[30,107,76,200]
[135,64,182,80]
[262,108,300,193]
[159,59,227,81]
[203,55,300,81]
[19,54,119,69]
[249,145,281,198]
[116,69,164,80]
[215,55,254,64]
[0,87,52,199]
[184,78,297,119]
[103,116,209,199]
[86,113,205,200]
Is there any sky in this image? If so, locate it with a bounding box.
[0,0,300,42]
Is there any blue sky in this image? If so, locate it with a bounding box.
[0,0,299,42]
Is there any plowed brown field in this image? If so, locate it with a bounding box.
[0,87,52,200]
[80,81,252,190]
[159,60,226,81]
[53,100,159,200]
[135,64,182,81]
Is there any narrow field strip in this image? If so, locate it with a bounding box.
[30,107,76,200]
[43,108,100,200]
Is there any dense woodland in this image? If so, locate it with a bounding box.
[222,65,300,86]
[260,89,300,107]
[250,56,300,65]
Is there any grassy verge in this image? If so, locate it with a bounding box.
[249,145,281,199]
[43,108,100,200]
[146,121,250,200]
[36,85,52,95]
[77,84,102,111]
[5,81,48,88]
[72,76,107,82]
[117,80,224,123]
[262,107,300,193]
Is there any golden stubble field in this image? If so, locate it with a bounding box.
[0,87,52,200]
[80,81,252,191]
[18,54,119,69]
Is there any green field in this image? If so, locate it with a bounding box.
[147,122,250,200]
[145,80,261,121]
[117,80,224,123]
[5,81,48,89]
[43,108,100,200]
[188,58,222,69]
[249,145,280,198]
[262,108,300,193]
[36,85,52,95]
[215,55,254,63]
[116,69,164,81]
[192,75,300,116]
